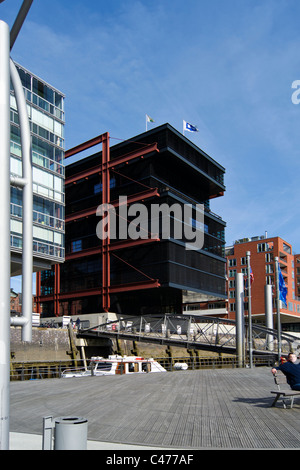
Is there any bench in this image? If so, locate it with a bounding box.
[271,371,300,409]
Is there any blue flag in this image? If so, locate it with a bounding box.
[183,120,198,132]
[278,266,287,306]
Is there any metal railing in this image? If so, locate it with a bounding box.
[11,233,65,260]
[11,202,64,231]
[10,354,276,381]
[10,360,78,381]
[11,140,64,176]
[79,314,300,357]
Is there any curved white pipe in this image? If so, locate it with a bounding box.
[10,59,33,343]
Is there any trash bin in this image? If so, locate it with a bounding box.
[54,416,88,450]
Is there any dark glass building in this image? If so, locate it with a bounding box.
[36,123,226,317]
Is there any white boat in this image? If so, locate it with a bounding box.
[174,362,188,370]
[62,355,166,378]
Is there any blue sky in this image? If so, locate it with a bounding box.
[3,0,300,277]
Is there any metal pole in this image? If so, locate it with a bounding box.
[0,20,11,451]
[0,2,34,448]
[265,284,274,351]
[275,257,282,361]
[10,59,33,342]
[42,416,54,450]
[10,0,34,50]
[246,251,253,368]
[235,272,245,367]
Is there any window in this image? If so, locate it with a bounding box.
[241,257,246,265]
[229,269,236,278]
[191,218,209,233]
[229,259,236,267]
[16,66,31,90]
[258,243,268,252]
[33,77,54,104]
[265,253,273,262]
[95,362,112,371]
[258,241,273,252]
[11,156,22,176]
[266,264,274,273]
[71,240,82,253]
[142,363,151,372]
[94,178,116,194]
[55,92,63,110]
[33,226,54,243]
[94,183,101,194]
[32,107,54,132]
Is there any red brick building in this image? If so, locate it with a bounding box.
[226,236,300,332]
[10,289,22,315]
[10,289,38,315]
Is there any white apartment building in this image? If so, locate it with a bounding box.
[10,62,65,276]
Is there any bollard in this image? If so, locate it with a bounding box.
[54,417,88,450]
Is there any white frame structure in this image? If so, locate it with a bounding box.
[0,2,34,448]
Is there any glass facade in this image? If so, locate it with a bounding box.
[10,63,65,270]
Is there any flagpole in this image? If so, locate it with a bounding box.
[246,251,253,368]
[275,257,282,361]
[146,114,155,131]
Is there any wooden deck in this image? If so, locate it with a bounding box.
[9,367,300,449]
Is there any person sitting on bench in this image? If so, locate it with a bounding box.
[271,352,300,391]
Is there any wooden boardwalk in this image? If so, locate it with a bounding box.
[9,367,300,449]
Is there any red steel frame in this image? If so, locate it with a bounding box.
[36,132,160,315]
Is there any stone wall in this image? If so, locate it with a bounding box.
[10,326,223,363]
[10,327,71,362]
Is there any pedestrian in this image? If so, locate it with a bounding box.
[271,352,300,391]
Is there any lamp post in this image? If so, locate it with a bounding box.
[246,251,253,368]
[275,257,282,361]
[235,272,245,367]
[0,18,11,451]
[0,0,34,450]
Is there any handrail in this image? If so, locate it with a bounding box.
[79,314,300,356]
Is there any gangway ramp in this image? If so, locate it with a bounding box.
[78,314,300,357]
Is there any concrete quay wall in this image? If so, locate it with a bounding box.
[10,325,223,363]
[10,327,72,362]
